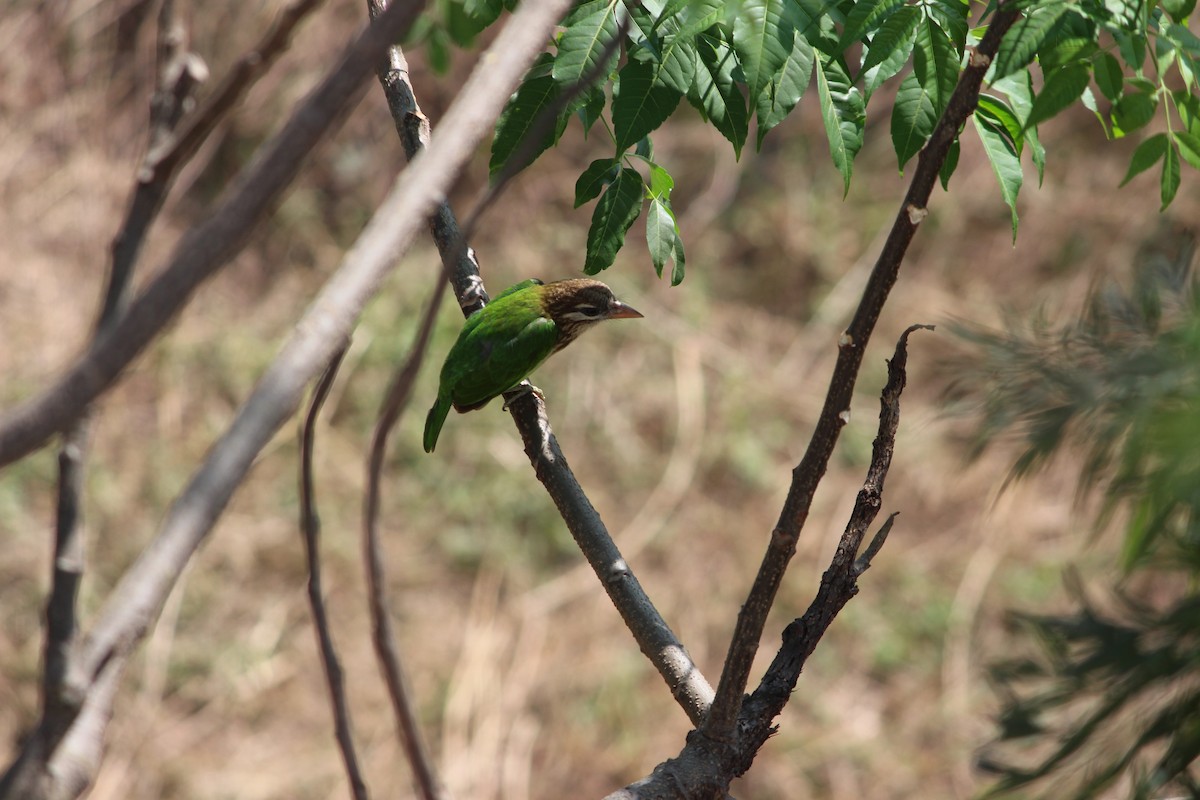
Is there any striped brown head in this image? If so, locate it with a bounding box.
[539,278,643,351]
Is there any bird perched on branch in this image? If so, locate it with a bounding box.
[424,278,643,453]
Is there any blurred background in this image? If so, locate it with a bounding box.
[1,1,1197,798]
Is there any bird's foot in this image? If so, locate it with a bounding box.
[502,382,544,411]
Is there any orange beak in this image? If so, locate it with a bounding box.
[608,300,643,319]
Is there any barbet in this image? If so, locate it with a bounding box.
[423,278,643,452]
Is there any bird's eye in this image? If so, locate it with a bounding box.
[577,305,602,317]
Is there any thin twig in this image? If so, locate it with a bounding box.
[366,6,714,725]
[608,324,931,799]
[0,0,421,468]
[363,268,453,800]
[700,7,1018,741]
[738,324,930,745]
[299,345,368,800]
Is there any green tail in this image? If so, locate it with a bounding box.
[424,394,452,453]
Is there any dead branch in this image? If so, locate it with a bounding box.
[0,0,421,468]
[1,0,573,792]
[363,269,454,800]
[299,346,368,800]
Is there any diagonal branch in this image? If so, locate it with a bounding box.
[0,0,421,468]
[363,268,453,800]
[17,8,203,799]
[107,0,325,327]
[699,6,1019,744]
[366,5,715,726]
[2,0,572,792]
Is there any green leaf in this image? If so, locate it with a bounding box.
[1119,132,1167,186]
[1161,0,1197,22]
[427,27,452,74]
[574,157,620,207]
[1174,130,1200,170]
[1161,139,1181,209]
[649,162,674,198]
[816,56,865,196]
[926,0,968,53]
[689,33,749,157]
[973,114,1023,240]
[670,235,686,285]
[733,0,795,105]
[464,0,504,27]
[863,16,916,101]
[1114,28,1146,75]
[673,0,725,40]
[1165,23,1200,59]
[839,0,905,50]
[657,34,699,94]
[940,136,960,189]
[1175,90,1200,130]
[561,0,610,27]
[585,167,645,274]
[570,83,607,134]
[653,0,694,31]
[913,15,958,115]
[860,5,920,76]
[1112,92,1158,137]
[892,72,937,170]
[646,197,683,280]
[1024,63,1090,131]
[1037,11,1097,72]
[490,66,561,179]
[444,0,490,46]
[1093,51,1124,102]
[553,6,621,88]
[613,59,683,151]
[976,94,1023,152]
[992,2,1068,80]
[996,69,1049,184]
[755,33,815,147]
[1027,126,1047,185]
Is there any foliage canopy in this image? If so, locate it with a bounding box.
[412,0,1200,278]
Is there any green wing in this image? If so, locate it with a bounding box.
[492,278,543,301]
[448,312,559,411]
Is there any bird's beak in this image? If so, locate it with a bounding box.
[608,300,643,319]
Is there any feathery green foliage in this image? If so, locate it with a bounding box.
[951,232,1200,798]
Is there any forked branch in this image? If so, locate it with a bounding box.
[700,5,1020,745]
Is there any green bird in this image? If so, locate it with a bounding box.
[423,278,643,452]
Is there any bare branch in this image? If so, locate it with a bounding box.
[364,268,453,800]
[509,393,715,724]
[0,0,420,468]
[24,8,205,797]
[3,0,570,790]
[700,5,1018,740]
[108,0,325,329]
[365,8,715,725]
[607,326,936,800]
[299,346,369,800]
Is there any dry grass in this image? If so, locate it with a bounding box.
[2,2,1197,798]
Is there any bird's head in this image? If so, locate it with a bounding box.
[540,279,643,345]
